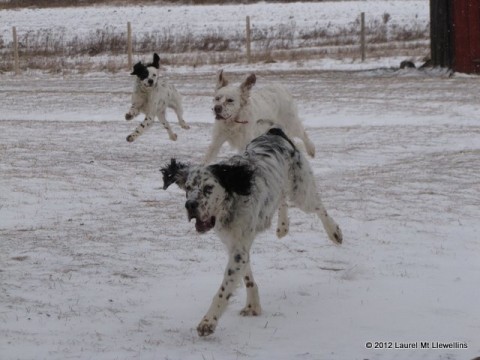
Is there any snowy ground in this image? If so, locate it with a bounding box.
[1,61,479,360]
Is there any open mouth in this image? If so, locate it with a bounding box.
[190,216,216,233]
[215,113,232,121]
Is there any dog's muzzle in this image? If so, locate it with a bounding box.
[185,200,216,233]
[214,105,225,120]
[185,200,198,219]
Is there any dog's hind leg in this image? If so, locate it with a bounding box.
[291,123,315,157]
[126,116,154,142]
[197,245,251,336]
[311,199,342,245]
[240,263,262,316]
[157,110,178,141]
[297,194,342,245]
[291,158,342,244]
[301,130,316,158]
[276,196,290,238]
[170,102,190,130]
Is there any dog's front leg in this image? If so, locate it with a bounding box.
[240,263,261,316]
[197,247,250,336]
[276,196,290,238]
[126,91,144,121]
[203,133,227,164]
[126,116,154,142]
[125,105,140,121]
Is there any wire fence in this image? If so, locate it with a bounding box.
[1,14,430,73]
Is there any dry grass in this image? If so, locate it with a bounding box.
[0,9,430,73]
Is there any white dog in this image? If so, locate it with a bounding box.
[161,128,342,337]
[204,70,315,163]
[125,53,189,142]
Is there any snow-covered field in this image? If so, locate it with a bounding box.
[1,63,479,360]
[1,1,480,360]
[1,1,429,42]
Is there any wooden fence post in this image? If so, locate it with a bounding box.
[127,22,132,69]
[360,12,366,62]
[13,26,20,75]
[246,16,251,63]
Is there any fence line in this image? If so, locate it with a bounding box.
[12,26,20,75]
[127,22,132,69]
[246,16,251,64]
[4,15,428,73]
[360,12,366,62]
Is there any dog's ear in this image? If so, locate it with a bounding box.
[240,73,256,92]
[216,69,229,90]
[152,53,160,69]
[131,62,145,76]
[209,163,254,196]
[161,158,190,190]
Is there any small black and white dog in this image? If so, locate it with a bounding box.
[161,127,342,337]
[125,53,189,142]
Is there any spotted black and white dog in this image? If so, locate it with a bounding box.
[125,53,189,142]
[161,128,342,337]
[204,70,316,163]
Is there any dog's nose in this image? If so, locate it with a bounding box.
[148,79,154,85]
[214,105,222,114]
[185,200,198,212]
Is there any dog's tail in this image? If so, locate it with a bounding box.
[266,127,297,151]
[256,118,276,128]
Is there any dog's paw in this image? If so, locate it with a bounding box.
[276,227,289,238]
[169,133,178,141]
[126,135,135,142]
[240,304,261,317]
[197,317,217,337]
[331,225,343,245]
[305,141,316,157]
[276,219,289,239]
[125,113,134,121]
[326,223,342,245]
[181,123,190,130]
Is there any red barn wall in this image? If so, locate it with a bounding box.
[452,0,480,74]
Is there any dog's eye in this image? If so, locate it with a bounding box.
[226,98,234,103]
[214,96,220,101]
[203,185,213,195]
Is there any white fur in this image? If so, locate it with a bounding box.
[204,70,315,163]
[162,128,342,337]
[125,55,189,142]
